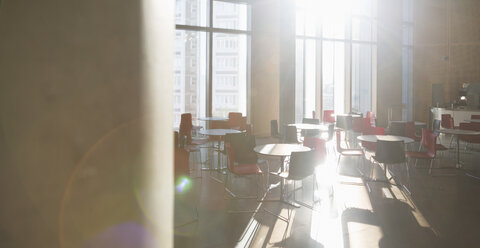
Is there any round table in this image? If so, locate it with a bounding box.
[287,123,339,131]
[199,129,241,173]
[437,129,480,168]
[356,135,414,144]
[254,144,310,207]
[464,119,480,123]
[335,113,362,117]
[390,120,426,126]
[198,117,228,121]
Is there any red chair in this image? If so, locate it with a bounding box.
[366,111,376,127]
[336,131,363,166]
[361,127,385,152]
[239,116,247,131]
[323,110,335,123]
[406,129,437,174]
[352,117,364,133]
[245,124,253,135]
[228,112,243,130]
[459,122,480,145]
[405,121,421,142]
[303,137,327,166]
[441,114,454,129]
[471,115,480,120]
[179,113,207,146]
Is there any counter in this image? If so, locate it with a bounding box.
[431,107,480,126]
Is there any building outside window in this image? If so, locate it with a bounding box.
[295,0,377,121]
[174,0,250,126]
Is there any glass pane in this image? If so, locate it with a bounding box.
[175,0,208,27]
[402,47,413,120]
[352,0,372,17]
[352,18,372,41]
[296,39,305,122]
[351,43,372,114]
[173,30,207,127]
[213,1,248,31]
[403,24,413,46]
[322,41,345,114]
[212,33,247,118]
[305,39,316,117]
[321,0,347,39]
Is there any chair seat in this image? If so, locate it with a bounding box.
[184,145,200,152]
[436,144,448,151]
[192,138,208,145]
[406,151,434,159]
[232,163,263,175]
[340,150,364,156]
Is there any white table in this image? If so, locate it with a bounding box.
[198,117,228,121]
[357,135,414,144]
[464,119,480,123]
[287,123,338,131]
[254,144,311,207]
[199,129,241,174]
[437,129,480,168]
[390,120,426,126]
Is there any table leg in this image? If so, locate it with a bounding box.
[456,135,462,168]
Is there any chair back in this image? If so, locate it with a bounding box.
[366,111,375,127]
[270,120,280,137]
[246,124,253,135]
[288,150,317,180]
[323,110,335,123]
[471,115,480,120]
[179,113,193,144]
[285,126,299,143]
[303,118,320,124]
[360,117,372,133]
[303,137,327,165]
[441,114,454,129]
[224,132,246,156]
[302,118,320,136]
[336,115,353,130]
[234,135,258,164]
[326,124,335,141]
[336,130,345,153]
[425,130,437,158]
[405,121,416,139]
[228,112,243,130]
[459,122,480,144]
[374,139,405,164]
[239,116,247,131]
[352,117,364,133]
[362,127,385,151]
[389,122,405,136]
[225,143,236,172]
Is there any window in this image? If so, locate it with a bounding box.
[402,0,414,120]
[174,0,251,126]
[296,0,377,119]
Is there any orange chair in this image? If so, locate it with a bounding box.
[303,137,327,166]
[361,127,385,152]
[441,114,454,129]
[323,110,335,123]
[228,112,243,130]
[406,129,437,174]
[366,111,376,127]
[405,121,421,142]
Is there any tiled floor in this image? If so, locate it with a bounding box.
[174,135,480,248]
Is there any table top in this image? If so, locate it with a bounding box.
[390,120,426,126]
[199,129,241,136]
[288,123,330,130]
[198,117,228,121]
[464,119,480,123]
[357,135,414,143]
[335,114,362,117]
[437,129,480,135]
[254,144,311,157]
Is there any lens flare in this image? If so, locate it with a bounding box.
[175,177,191,194]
